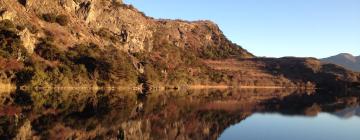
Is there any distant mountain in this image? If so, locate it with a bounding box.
[333,106,360,119]
[321,53,360,72]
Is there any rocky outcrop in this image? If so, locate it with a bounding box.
[1,0,250,55]
[0,9,15,20]
[18,28,36,54]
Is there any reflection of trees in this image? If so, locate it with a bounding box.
[260,90,360,117]
[0,89,359,140]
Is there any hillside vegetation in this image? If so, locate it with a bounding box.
[0,0,359,90]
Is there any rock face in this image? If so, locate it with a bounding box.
[0,9,15,20]
[18,28,36,54]
[322,53,360,72]
[0,0,252,55]
[0,0,359,89]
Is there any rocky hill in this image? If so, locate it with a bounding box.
[322,53,360,72]
[0,0,359,90]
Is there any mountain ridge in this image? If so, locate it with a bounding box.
[0,0,359,90]
[321,53,360,72]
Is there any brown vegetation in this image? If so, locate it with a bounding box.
[41,13,69,26]
[0,0,358,90]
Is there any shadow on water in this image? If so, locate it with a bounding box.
[0,88,359,140]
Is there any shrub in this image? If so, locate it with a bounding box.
[209,71,226,83]
[0,22,27,59]
[55,14,69,26]
[112,1,123,7]
[0,59,23,71]
[0,19,16,30]
[16,25,25,31]
[24,24,39,34]
[34,38,64,61]
[18,0,27,6]
[15,68,34,86]
[67,43,101,59]
[143,64,160,84]
[100,49,138,84]
[96,28,119,43]
[42,13,57,23]
[42,13,70,26]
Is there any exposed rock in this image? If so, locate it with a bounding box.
[0,9,15,20]
[18,28,37,54]
[119,26,129,42]
[76,1,93,21]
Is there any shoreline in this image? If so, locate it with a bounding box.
[0,85,317,91]
[187,85,316,89]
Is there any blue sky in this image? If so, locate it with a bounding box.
[124,0,360,58]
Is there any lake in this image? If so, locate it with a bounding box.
[219,111,360,140]
[0,88,359,140]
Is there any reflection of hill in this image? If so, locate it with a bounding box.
[0,89,359,139]
[322,53,360,72]
[333,106,360,118]
[260,90,360,119]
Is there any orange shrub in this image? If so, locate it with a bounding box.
[0,58,23,71]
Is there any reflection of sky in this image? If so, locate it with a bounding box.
[219,113,360,140]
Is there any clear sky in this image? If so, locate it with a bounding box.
[124,0,360,58]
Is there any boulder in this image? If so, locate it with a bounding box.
[19,28,37,54]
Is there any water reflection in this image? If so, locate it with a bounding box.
[0,89,359,140]
[219,112,360,140]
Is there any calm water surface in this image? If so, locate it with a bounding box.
[0,89,359,140]
[219,111,360,140]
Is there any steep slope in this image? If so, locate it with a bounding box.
[0,0,252,88]
[0,0,359,90]
[322,53,360,72]
[0,0,253,57]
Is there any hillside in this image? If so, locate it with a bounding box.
[322,53,360,72]
[0,0,359,90]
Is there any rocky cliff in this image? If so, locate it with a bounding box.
[1,0,252,56]
[0,0,359,90]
